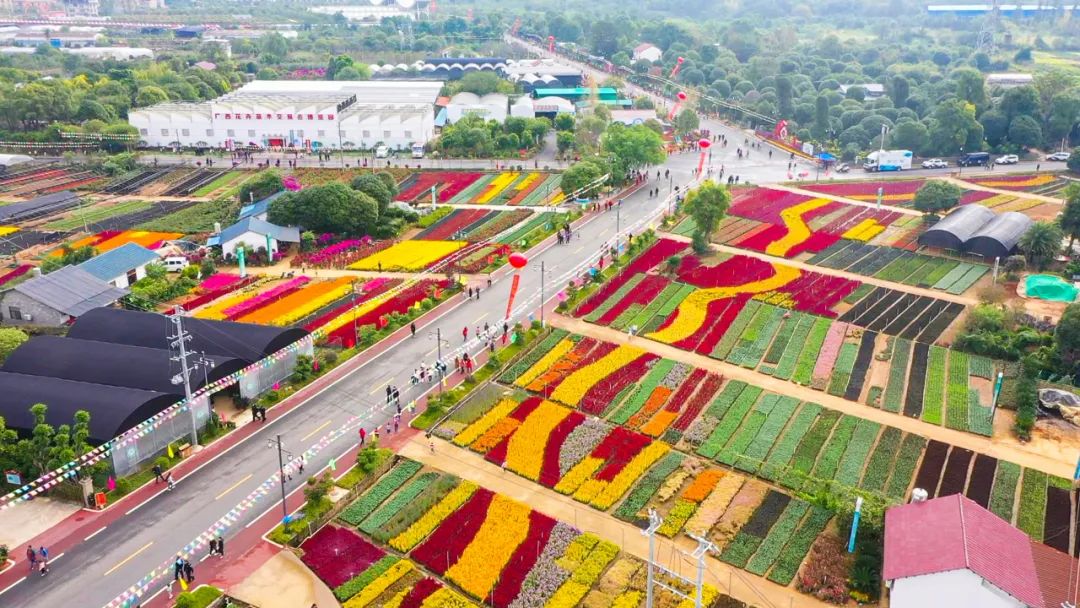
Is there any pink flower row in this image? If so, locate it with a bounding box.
[197,273,243,292]
[223,276,310,318]
[812,322,848,380]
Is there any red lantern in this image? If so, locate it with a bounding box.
[677,91,688,101]
[697,138,711,174]
[677,57,685,64]
[698,138,711,149]
[509,252,528,268]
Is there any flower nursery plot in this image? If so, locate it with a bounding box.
[445,171,563,206]
[348,239,467,271]
[396,171,484,204]
[320,457,724,608]
[797,178,997,208]
[414,208,532,242]
[960,173,1065,192]
[58,229,184,256]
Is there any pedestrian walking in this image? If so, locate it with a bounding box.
[297,456,305,477]
[173,555,184,581]
[216,535,224,557]
[474,287,480,299]
[166,472,175,491]
[410,322,416,338]
[183,560,194,583]
[467,287,473,299]
[359,427,366,445]
[153,463,165,483]
[487,278,492,288]
[462,326,468,342]
[26,545,36,573]
[385,385,392,404]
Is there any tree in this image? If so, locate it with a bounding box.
[258,32,289,63]
[334,66,371,81]
[845,86,866,102]
[683,181,730,254]
[813,95,830,139]
[1000,86,1041,122]
[775,75,794,118]
[590,20,620,56]
[1020,221,1063,270]
[890,75,909,109]
[952,68,987,108]
[0,327,28,363]
[1046,89,1080,142]
[553,113,575,131]
[560,161,605,198]
[16,404,92,478]
[1070,149,1080,174]
[351,173,393,215]
[556,131,575,155]
[268,183,379,236]
[674,109,700,135]
[1034,69,1079,122]
[927,98,983,155]
[238,169,284,204]
[1056,302,1080,373]
[327,54,355,80]
[452,72,512,95]
[134,86,169,107]
[1057,183,1080,252]
[891,119,929,153]
[600,123,666,180]
[1008,115,1043,149]
[979,110,1009,146]
[913,180,963,215]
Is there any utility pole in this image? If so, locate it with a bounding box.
[540,260,545,327]
[169,307,202,447]
[616,199,622,238]
[643,509,662,608]
[641,508,716,608]
[688,533,720,608]
[267,435,293,525]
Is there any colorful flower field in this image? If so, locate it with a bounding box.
[798,179,996,208]
[0,264,32,288]
[414,209,532,242]
[57,229,183,256]
[396,171,485,204]
[349,240,468,271]
[315,457,723,608]
[961,173,1062,192]
[445,172,563,206]
[807,240,989,295]
[312,278,449,347]
[291,237,393,269]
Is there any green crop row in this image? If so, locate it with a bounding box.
[762,312,801,365]
[772,315,815,380]
[643,283,696,333]
[921,259,960,287]
[766,507,832,585]
[711,301,762,360]
[783,410,840,490]
[881,339,912,413]
[745,501,811,576]
[808,415,858,487]
[921,346,948,425]
[497,329,569,383]
[704,380,749,420]
[718,394,779,466]
[613,451,686,522]
[859,427,902,493]
[338,460,422,525]
[792,318,832,385]
[826,342,859,396]
[1017,468,1047,541]
[988,461,1021,522]
[968,355,995,379]
[885,434,926,499]
[835,419,881,486]
[584,274,646,323]
[720,532,764,568]
[759,403,822,482]
[610,303,644,330]
[735,396,800,474]
[945,351,970,431]
[697,385,763,459]
[609,359,676,424]
[333,556,399,601]
[628,282,683,329]
[361,472,440,536]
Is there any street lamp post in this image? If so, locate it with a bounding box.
[540,260,546,327]
[958,145,964,176]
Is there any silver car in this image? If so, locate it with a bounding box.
[921,158,948,169]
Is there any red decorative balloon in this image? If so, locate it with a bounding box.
[698,138,711,149]
[677,57,685,63]
[509,252,528,269]
[677,91,688,101]
[548,35,555,40]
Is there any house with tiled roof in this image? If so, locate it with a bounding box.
[884,494,1078,608]
[632,43,662,64]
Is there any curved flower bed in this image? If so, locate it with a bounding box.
[196,273,243,292]
[238,277,354,326]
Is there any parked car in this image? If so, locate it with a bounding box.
[835,163,850,173]
[1047,151,1071,162]
[996,154,1019,165]
[921,158,948,169]
[374,145,390,159]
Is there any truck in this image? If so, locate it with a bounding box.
[863,150,912,172]
[411,142,425,159]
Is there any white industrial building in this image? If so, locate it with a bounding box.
[129,80,443,151]
[444,92,508,124]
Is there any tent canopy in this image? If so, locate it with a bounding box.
[2,336,247,396]
[0,371,177,444]
[966,211,1032,259]
[68,308,308,363]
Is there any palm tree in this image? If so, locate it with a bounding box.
[1058,183,1080,253]
[1020,221,1064,270]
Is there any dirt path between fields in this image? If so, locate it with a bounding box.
[399,436,834,608]
[551,314,1078,480]
[662,231,978,306]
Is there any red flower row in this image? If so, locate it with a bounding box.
[177,276,258,312]
[596,274,670,326]
[539,411,586,487]
[417,209,493,241]
[574,239,688,317]
[303,278,400,331]
[410,488,495,575]
[673,373,724,431]
[0,265,30,288]
[298,525,385,588]
[676,254,776,289]
[578,353,658,416]
[398,172,484,203]
[323,279,445,347]
[486,510,558,608]
[688,296,751,355]
[591,426,652,482]
[400,577,442,607]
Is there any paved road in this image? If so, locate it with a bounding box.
[0,120,789,608]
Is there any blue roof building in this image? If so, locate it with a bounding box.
[238,191,286,222]
[207,217,301,258]
[77,243,161,289]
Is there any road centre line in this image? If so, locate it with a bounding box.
[300,420,332,442]
[103,542,153,577]
[214,473,254,501]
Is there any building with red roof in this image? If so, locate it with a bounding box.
[884,494,1079,608]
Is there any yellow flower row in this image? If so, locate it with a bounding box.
[676,585,720,608]
[390,481,478,552]
[549,345,647,406]
[514,339,574,387]
[554,456,603,495]
[515,172,541,191]
[350,240,467,271]
[546,537,619,608]
[316,290,392,337]
[383,587,410,608]
[453,398,520,447]
[193,280,266,320]
[504,399,572,480]
[765,198,831,257]
[841,218,886,242]
[581,442,670,510]
[343,560,414,608]
[260,277,356,326]
[0,226,18,237]
[420,587,476,607]
[648,263,800,344]
[977,174,1056,188]
[612,591,644,608]
[477,172,519,204]
[444,494,532,599]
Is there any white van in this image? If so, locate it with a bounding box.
[163,255,190,272]
[411,143,425,159]
[374,145,390,159]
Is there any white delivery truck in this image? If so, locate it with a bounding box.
[411,142,425,159]
[862,150,913,172]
